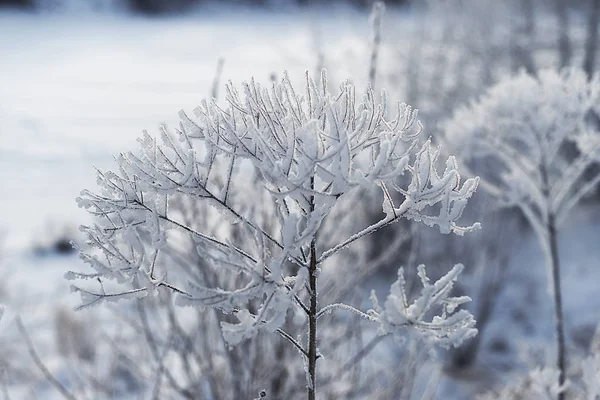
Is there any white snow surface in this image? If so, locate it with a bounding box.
[0,6,378,248]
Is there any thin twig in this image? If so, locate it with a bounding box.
[15,317,78,400]
[211,58,225,101]
[151,334,171,400]
[277,328,308,358]
[338,335,385,375]
[316,303,377,322]
[368,1,385,88]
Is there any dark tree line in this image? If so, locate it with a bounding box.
[0,0,32,8]
[0,0,409,13]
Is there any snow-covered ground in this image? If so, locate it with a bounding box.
[0,5,382,247]
[1,5,600,399]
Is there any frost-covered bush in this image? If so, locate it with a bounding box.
[478,353,600,400]
[443,67,600,398]
[71,70,479,398]
[444,68,600,226]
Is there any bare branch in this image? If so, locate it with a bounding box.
[16,317,78,400]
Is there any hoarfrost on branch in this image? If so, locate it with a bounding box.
[71,70,479,350]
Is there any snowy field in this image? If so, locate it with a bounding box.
[1,4,600,399]
[0,6,376,245]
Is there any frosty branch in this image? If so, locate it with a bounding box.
[71,70,480,398]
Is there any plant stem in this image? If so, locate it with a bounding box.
[548,211,566,400]
[583,0,600,78]
[540,157,566,400]
[554,0,571,69]
[308,238,318,400]
[308,179,318,400]
[16,317,78,400]
[368,1,383,88]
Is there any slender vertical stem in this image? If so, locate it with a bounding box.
[308,238,318,400]
[583,0,600,78]
[548,211,566,400]
[555,0,571,69]
[510,0,537,75]
[308,180,318,400]
[368,2,384,88]
[211,58,225,101]
[540,160,566,399]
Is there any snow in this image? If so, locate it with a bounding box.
[0,7,375,247]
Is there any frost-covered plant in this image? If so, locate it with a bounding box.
[444,68,600,235]
[71,70,479,399]
[478,353,600,400]
[370,264,476,349]
[443,68,600,398]
[477,365,569,400]
[581,353,600,399]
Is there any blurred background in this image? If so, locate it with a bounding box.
[1,0,600,399]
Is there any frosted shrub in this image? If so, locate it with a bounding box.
[444,69,600,230]
[71,71,479,398]
[443,68,600,399]
[477,366,569,400]
[479,353,600,400]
